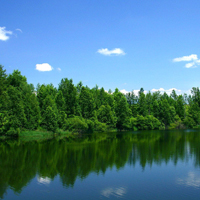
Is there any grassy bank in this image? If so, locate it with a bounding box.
[0,129,73,142]
[0,127,119,142]
[19,129,72,141]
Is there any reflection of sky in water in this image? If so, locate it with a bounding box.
[184,129,198,133]
[37,177,51,185]
[177,171,200,188]
[101,187,127,198]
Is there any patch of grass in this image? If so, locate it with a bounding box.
[20,130,53,137]
[55,129,71,135]
[19,129,73,142]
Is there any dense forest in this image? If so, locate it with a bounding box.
[1,64,200,136]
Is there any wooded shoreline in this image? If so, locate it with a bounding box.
[1,64,200,137]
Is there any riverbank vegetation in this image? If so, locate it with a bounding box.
[1,64,200,136]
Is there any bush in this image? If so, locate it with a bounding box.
[159,123,165,130]
[130,115,161,130]
[6,127,20,137]
[0,112,9,135]
[55,129,63,135]
[94,120,107,132]
[183,116,196,128]
[64,117,88,133]
[168,115,183,129]
[86,119,94,132]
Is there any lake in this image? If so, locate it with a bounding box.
[1,129,200,199]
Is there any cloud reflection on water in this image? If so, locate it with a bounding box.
[101,186,127,198]
[37,177,51,185]
[177,171,200,188]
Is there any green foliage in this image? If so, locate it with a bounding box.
[55,90,66,112]
[94,120,108,132]
[0,65,7,96]
[159,99,174,126]
[191,87,200,107]
[130,115,161,130]
[176,95,185,120]
[97,105,116,127]
[159,123,165,130]
[23,87,40,130]
[138,88,148,116]
[58,78,77,117]
[7,70,27,88]
[79,87,95,119]
[57,111,67,129]
[183,102,200,128]
[114,89,131,130]
[0,112,9,135]
[2,66,200,134]
[42,106,58,133]
[7,85,27,129]
[6,127,20,136]
[86,119,95,132]
[64,117,88,132]
[184,116,196,128]
[168,115,183,129]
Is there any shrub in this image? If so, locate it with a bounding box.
[6,127,20,137]
[94,120,107,132]
[86,119,94,132]
[64,117,88,133]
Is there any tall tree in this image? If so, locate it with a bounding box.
[114,89,131,130]
[137,88,147,116]
[79,87,95,119]
[0,65,7,96]
[58,78,77,117]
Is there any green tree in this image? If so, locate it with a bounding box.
[114,89,131,130]
[42,106,58,132]
[0,65,7,96]
[97,105,116,128]
[137,88,147,116]
[58,78,77,117]
[176,95,185,120]
[7,86,26,130]
[78,87,95,119]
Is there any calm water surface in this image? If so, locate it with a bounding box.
[1,130,200,199]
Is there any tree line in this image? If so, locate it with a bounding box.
[0,64,200,135]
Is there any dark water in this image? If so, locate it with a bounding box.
[1,130,200,199]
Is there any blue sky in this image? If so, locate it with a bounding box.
[1,0,200,95]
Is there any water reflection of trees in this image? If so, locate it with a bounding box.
[0,130,200,198]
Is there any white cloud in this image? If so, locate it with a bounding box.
[97,48,125,56]
[16,28,22,33]
[36,63,53,71]
[185,62,196,68]
[118,88,192,96]
[173,54,198,62]
[196,60,200,64]
[151,88,165,92]
[120,89,147,96]
[57,67,61,71]
[151,88,182,95]
[173,54,200,68]
[0,27,12,41]
[120,89,130,94]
